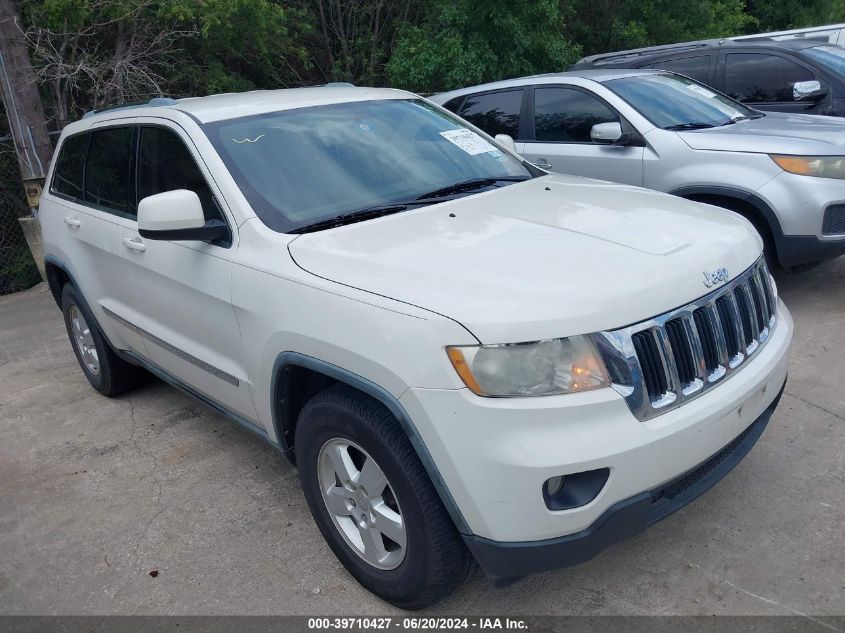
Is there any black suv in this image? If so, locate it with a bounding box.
[573,39,845,118]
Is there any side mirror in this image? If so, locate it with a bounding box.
[793,80,826,101]
[590,122,624,144]
[494,133,518,154]
[138,190,228,242]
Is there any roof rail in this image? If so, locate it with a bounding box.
[321,82,355,87]
[576,39,728,66]
[82,97,178,119]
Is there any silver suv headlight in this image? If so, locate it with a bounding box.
[446,336,609,397]
[770,155,845,179]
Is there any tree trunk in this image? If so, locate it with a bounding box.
[0,0,53,209]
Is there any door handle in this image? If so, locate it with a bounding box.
[64,216,82,229]
[532,159,552,170]
[122,237,146,253]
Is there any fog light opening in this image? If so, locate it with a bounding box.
[543,468,610,511]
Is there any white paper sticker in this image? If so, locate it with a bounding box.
[439,129,498,155]
[687,84,717,98]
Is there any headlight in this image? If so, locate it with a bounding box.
[770,155,845,179]
[446,336,609,397]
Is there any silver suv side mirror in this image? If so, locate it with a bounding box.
[590,122,624,144]
[793,80,825,101]
[494,133,518,155]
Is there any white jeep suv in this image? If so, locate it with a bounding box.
[40,87,792,609]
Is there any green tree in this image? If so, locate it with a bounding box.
[745,0,845,32]
[569,0,754,57]
[387,0,579,93]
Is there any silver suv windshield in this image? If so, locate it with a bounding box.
[605,72,760,130]
[204,98,532,233]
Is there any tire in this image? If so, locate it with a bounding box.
[61,283,146,397]
[296,384,473,610]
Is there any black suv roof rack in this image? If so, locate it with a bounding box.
[82,97,178,119]
[577,39,730,66]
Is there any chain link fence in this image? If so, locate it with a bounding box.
[0,105,42,296]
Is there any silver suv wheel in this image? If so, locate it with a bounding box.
[317,438,407,570]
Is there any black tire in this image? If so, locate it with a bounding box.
[296,384,473,610]
[61,283,146,397]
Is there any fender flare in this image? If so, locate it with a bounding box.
[670,185,785,241]
[271,351,471,534]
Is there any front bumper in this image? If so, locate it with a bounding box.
[756,171,845,266]
[462,382,784,578]
[399,301,792,544]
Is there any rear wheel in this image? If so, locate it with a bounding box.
[61,283,146,396]
[296,384,472,610]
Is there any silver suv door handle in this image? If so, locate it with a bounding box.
[122,237,146,253]
[64,216,82,229]
[532,159,552,170]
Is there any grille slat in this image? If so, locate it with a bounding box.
[666,318,696,386]
[632,330,667,401]
[611,260,776,419]
[693,308,720,374]
[715,295,741,360]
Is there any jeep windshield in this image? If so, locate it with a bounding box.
[605,72,761,130]
[204,98,533,233]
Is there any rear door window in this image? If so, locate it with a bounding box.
[642,55,712,83]
[458,90,524,139]
[51,133,89,201]
[724,53,815,102]
[533,87,619,143]
[84,127,135,217]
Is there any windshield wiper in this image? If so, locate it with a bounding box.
[415,176,529,200]
[720,114,764,126]
[290,204,412,234]
[664,122,716,131]
[291,177,531,234]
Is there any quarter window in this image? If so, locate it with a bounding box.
[51,133,88,200]
[84,127,135,216]
[533,87,618,143]
[137,127,221,221]
[642,55,712,83]
[458,90,523,138]
[724,53,814,102]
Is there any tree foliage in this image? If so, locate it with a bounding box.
[387,0,579,93]
[10,0,845,125]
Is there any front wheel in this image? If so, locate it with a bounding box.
[296,385,472,610]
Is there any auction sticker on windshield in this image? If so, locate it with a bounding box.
[439,129,498,155]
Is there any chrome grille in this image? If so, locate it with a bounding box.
[593,258,777,421]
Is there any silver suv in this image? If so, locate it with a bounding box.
[431,69,845,269]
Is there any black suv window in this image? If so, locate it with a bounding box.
[84,127,135,216]
[725,53,815,102]
[533,87,618,143]
[442,97,464,114]
[138,127,221,221]
[51,133,89,200]
[643,55,711,83]
[458,90,523,138]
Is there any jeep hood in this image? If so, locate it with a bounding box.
[678,111,845,155]
[288,174,762,343]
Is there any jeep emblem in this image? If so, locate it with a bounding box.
[703,267,730,288]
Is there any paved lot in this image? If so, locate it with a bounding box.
[0,261,843,618]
